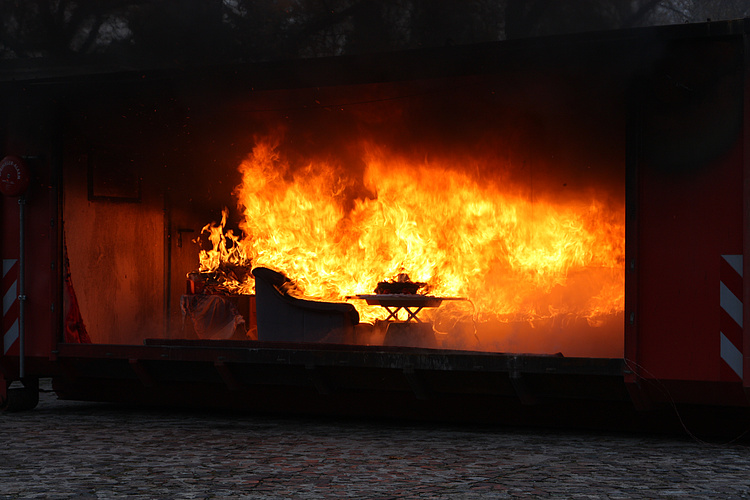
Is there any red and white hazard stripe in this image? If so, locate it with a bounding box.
[2,259,19,355]
[720,254,743,378]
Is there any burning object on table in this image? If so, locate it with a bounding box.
[374,273,427,295]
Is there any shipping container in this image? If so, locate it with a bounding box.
[2,19,750,432]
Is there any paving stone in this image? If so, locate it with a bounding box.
[2,380,750,498]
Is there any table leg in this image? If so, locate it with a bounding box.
[405,306,424,322]
[383,306,401,321]
[381,306,427,322]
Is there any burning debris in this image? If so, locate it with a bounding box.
[374,273,428,295]
[187,263,252,295]
[196,208,254,295]
[184,217,256,340]
[182,268,255,341]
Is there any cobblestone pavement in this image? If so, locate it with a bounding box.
[2,381,750,499]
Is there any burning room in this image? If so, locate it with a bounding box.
[62,44,627,357]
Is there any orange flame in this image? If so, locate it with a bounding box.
[200,136,624,352]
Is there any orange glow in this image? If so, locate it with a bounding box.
[200,135,624,354]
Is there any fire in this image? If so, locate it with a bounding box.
[199,135,624,351]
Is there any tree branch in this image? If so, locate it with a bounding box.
[623,0,664,28]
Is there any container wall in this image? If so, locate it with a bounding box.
[61,86,245,344]
[0,94,61,371]
[631,37,745,385]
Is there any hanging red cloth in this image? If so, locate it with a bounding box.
[63,235,91,344]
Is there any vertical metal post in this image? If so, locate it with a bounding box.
[743,29,750,392]
[18,195,25,379]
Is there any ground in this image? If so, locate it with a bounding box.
[1,380,750,498]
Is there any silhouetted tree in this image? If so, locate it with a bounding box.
[1,0,748,65]
[504,0,668,39]
[0,0,143,59]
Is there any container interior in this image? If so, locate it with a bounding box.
[62,51,627,357]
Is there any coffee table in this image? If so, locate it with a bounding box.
[349,294,465,323]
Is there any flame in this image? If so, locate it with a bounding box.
[198,209,253,294]
[199,135,624,351]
